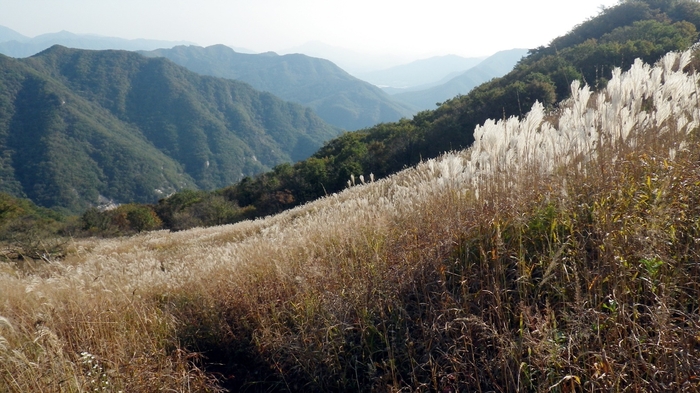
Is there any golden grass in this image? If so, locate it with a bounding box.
[2,50,700,392]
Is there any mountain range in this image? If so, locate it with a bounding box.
[140,45,417,130]
[356,54,486,89]
[0,25,524,128]
[8,0,689,217]
[0,25,28,43]
[391,48,529,110]
[0,26,194,58]
[4,3,700,391]
[0,45,338,212]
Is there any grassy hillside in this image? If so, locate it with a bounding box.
[0,46,338,212]
[141,45,417,130]
[1,45,699,392]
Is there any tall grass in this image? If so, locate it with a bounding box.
[2,49,700,391]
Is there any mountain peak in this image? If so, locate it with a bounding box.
[0,25,29,43]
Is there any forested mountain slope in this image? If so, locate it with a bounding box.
[0,46,337,212]
[141,45,417,130]
[8,0,699,226]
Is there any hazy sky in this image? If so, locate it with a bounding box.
[1,0,619,59]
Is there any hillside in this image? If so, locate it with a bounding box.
[0,26,194,58]
[1,46,699,392]
[390,48,528,109]
[141,45,417,130]
[0,45,338,212]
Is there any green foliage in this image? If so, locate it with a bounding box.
[123,204,163,232]
[80,207,112,234]
[152,189,254,231]
[0,192,68,261]
[81,203,162,235]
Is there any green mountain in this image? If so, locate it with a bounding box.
[140,45,417,130]
[0,45,338,212]
[392,48,529,110]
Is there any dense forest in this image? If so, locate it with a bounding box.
[73,0,700,235]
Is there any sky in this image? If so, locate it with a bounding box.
[1,0,620,63]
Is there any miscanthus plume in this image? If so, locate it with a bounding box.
[409,47,700,200]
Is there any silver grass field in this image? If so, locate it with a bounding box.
[2,48,700,391]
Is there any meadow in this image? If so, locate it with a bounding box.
[2,48,700,391]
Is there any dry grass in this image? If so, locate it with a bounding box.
[2,50,700,392]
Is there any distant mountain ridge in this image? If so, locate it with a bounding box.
[141,45,417,130]
[279,41,414,74]
[0,45,338,212]
[356,54,486,89]
[393,48,528,110]
[0,25,29,43]
[0,26,195,58]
